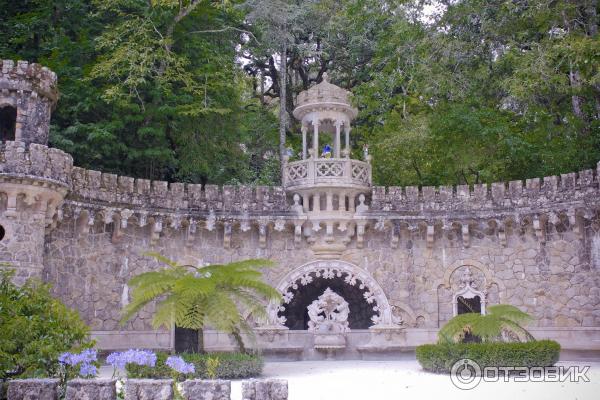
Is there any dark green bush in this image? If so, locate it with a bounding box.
[416,340,561,373]
[126,352,264,380]
[0,269,93,379]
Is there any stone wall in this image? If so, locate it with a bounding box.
[1,142,600,355]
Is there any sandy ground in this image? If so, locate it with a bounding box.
[102,360,600,400]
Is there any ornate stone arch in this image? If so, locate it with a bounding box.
[266,260,399,328]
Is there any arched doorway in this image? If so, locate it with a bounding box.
[269,260,398,329]
[281,275,376,329]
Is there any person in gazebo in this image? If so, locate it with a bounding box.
[321,144,332,158]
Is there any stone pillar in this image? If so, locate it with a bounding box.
[326,191,333,211]
[301,124,307,160]
[7,379,59,400]
[344,124,351,156]
[66,379,117,400]
[312,121,319,156]
[242,379,288,400]
[180,380,230,400]
[334,121,341,158]
[313,192,321,212]
[125,379,173,400]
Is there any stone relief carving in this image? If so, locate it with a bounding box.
[307,288,350,333]
[452,266,487,316]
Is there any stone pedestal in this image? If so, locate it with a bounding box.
[7,379,59,400]
[125,379,173,400]
[242,379,288,400]
[180,380,230,400]
[65,379,116,400]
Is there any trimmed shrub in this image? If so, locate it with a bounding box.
[416,340,561,373]
[126,352,263,380]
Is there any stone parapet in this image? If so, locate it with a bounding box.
[0,141,72,187]
[370,164,599,213]
[70,168,289,213]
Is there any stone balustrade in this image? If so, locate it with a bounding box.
[283,157,372,190]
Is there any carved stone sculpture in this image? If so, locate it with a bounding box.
[307,288,350,333]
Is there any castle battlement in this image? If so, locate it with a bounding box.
[370,165,599,212]
[0,60,58,104]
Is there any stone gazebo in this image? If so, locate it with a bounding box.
[282,74,372,256]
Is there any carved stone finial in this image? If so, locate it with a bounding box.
[322,72,329,82]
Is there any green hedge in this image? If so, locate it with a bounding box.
[416,340,560,373]
[126,352,264,380]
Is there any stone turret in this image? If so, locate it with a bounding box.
[0,61,67,284]
[0,60,58,145]
[283,73,371,256]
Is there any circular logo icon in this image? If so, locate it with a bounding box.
[450,358,482,390]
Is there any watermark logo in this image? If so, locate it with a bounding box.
[450,358,482,390]
[450,358,591,390]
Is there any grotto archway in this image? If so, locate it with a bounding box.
[268,260,398,328]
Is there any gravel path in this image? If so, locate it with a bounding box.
[102,360,600,400]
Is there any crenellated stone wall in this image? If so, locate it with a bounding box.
[1,141,600,357]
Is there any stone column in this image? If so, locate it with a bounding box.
[312,120,320,156]
[344,124,351,156]
[301,124,308,160]
[334,121,341,158]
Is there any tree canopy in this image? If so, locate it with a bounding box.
[1,0,598,186]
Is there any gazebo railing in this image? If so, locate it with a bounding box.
[283,158,371,188]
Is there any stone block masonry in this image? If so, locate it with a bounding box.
[180,380,231,400]
[125,379,173,400]
[7,379,59,400]
[65,379,117,400]
[242,379,288,400]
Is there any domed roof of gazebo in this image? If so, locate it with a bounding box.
[293,73,358,121]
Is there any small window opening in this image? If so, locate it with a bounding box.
[0,106,17,141]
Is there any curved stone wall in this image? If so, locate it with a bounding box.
[2,141,600,356]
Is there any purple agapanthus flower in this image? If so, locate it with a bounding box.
[58,349,97,366]
[79,363,97,377]
[106,349,157,370]
[58,349,98,378]
[165,356,195,374]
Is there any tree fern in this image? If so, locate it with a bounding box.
[121,253,280,351]
[438,304,535,343]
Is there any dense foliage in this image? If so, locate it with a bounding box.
[438,304,534,343]
[1,0,598,186]
[121,253,280,352]
[415,340,561,373]
[0,269,93,379]
[125,351,264,380]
